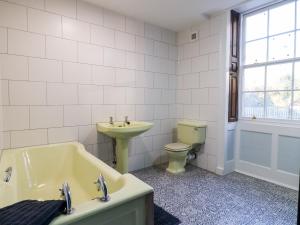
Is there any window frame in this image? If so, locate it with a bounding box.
[240,0,300,124]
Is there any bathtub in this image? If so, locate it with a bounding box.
[0,142,154,225]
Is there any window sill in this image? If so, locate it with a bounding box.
[239,117,300,128]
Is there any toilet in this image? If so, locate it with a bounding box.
[164,121,207,174]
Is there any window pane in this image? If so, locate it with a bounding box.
[266,91,292,119]
[297,0,300,29]
[243,67,265,91]
[266,63,292,90]
[294,61,300,89]
[245,11,268,41]
[242,92,264,118]
[268,32,294,61]
[269,2,295,36]
[293,91,300,119]
[245,39,267,64]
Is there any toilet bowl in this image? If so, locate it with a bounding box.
[164,121,206,174]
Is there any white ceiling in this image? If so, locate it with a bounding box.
[85,0,249,31]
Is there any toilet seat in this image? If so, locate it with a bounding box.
[164,143,192,152]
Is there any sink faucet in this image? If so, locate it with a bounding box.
[124,116,130,125]
[109,116,114,125]
[95,174,110,202]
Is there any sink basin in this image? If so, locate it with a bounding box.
[96,121,153,174]
[96,121,153,139]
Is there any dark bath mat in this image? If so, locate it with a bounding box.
[155,204,181,225]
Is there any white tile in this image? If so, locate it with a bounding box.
[204,139,217,155]
[135,71,154,88]
[103,9,125,31]
[103,47,125,67]
[115,31,135,51]
[200,70,219,88]
[209,52,220,70]
[0,1,27,30]
[126,17,144,36]
[77,0,103,25]
[135,136,153,154]
[79,85,102,104]
[92,65,115,85]
[144,150,161,167]
[199,35,219,55]
[47,83,77,105]
[128,154,145,172]
[155,105,169,119]
[177,29,190,45]
[29,58,62,82]
[1,80,9,105]
[11,129,47,148]
[0,27,7,53]
[78,43,103,65]
[79,125,97,145]
[197,21,210,39]
[30,106,63,128]
[192,88,209,104]
[145,56,159,73]
[177,45,184,60]
[207,154,217,172]
[169,75,177,89]
[209,88,219,105]
[177,75,184,89]
[48,127,78,143]
[46,36,77,61]
[135,105,154,120]
[184,41,199,59]
[153,134,172,151]
[6,0,44,9]
[169,45,178,61]
[161,90,175,104]
[192,55,209,72]
[64,105,91,126]
[154,41,169,58]
[8,29,45,57]
[115,68,135,87]
[207,122,217,139]
[183,73,199,89]
[136,36,154,55]
[103,86,126,104]
[28,9,62,37]
[162,30,176,44]
[62,17,90,42]
[169,104,183,119]
[200,105,218,121]
[3,106,29,131]
[92,105,115,123]
[63,62,92,84]
[91,25,114,47]
[161,119,175,134]
[125,52,144,70]
[154,74,168,89]
[0,131,10,149]
[45,0,76,18]
[210,15,223,35]
[126,88,144,104]
[144,120,160,136]
[0,54,28,80]
[183,104,200,120]
[145,89,161,104]
[116,105,135,121]
[145,24,161,41]
[177,59,191,75]
[176,90,191,104]
[9,81,46,105]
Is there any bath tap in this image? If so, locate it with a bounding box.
[60,182,72,214]
[95,174,110,202]
[3,167,12,182]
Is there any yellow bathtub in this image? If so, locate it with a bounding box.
[0,142,154,225]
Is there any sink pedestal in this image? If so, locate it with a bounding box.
[115,138,129,174]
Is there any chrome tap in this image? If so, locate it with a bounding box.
[109,116,114,125]
[3,167,12,182]
[95,174,110,202]
[60,182,72,214]
[124,116,130,125]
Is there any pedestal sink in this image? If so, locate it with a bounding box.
[96,121,153,174]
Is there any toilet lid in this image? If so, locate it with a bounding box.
[164,143,191,152]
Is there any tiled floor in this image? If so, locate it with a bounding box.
[133,164,298,225]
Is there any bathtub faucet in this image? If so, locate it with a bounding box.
[95,174,110,202]
[60,182,72,214]
[3,166,12,182]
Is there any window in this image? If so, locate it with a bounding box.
[241,0,300,121]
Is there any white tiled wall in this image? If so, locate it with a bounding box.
[0,0,178,171]
[176,16,224,173]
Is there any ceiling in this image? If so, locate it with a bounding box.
[85,0,249,31]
